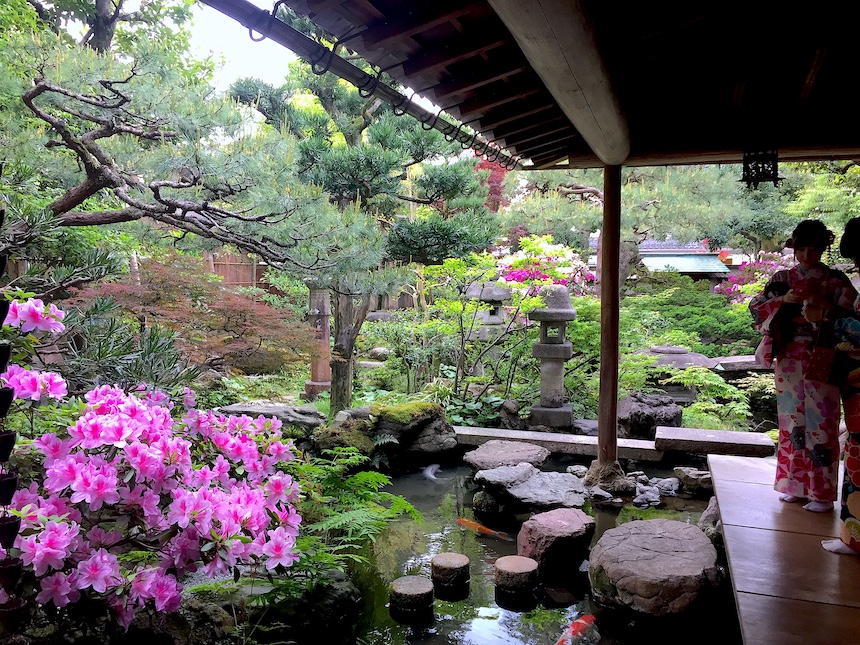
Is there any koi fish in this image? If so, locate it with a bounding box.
[422,464,448,481]
[455,518,514,541]
[555,614,597,645]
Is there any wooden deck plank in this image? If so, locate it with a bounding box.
[735,593,860,645]
[724,524,860,607]
[714,479,842,536]
[709,454,860,645]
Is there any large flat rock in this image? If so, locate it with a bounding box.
[655,426,775,457]
[463,439,550,470]
[589,519,720,615]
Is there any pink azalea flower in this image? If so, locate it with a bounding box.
[35,434,73,464]
[36,572,77,606]
[261,527,299,570]
[75,549,122,593]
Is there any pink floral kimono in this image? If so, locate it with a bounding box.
[749,263,857,502]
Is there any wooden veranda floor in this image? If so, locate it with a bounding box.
[708,454,860,645]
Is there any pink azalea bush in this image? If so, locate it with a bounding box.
[2,383,303,629]
[497,235,594,295]
[714,252,793,304]
[3,298,66,334]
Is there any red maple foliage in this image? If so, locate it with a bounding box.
[475,156,510,213]
[70,251,313,373]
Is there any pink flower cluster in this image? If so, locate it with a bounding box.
[8,385,302,628]
[3,298,65,334]
[714,252,793,304]
[1,364,67,401]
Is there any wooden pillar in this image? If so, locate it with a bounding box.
[597,165,622,465]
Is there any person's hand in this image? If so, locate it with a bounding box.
[802,301,824,322]
[783,289,805,304]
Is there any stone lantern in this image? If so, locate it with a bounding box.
[465,282,511,340]
[528,284,576,429]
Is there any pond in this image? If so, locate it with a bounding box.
[353,461,743,645]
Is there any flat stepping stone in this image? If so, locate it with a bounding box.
[455,427,664,461]
[517,508,595,565]
[431,553,470,587]
[589,519,720,615]
[464,439,550,469]
[493,555,538,591]
[655,426,775,457]
[389,576,434,624]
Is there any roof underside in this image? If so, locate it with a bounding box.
[219,0,860,169]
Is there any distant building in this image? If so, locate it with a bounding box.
[589,238,731,289]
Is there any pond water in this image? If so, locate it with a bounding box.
[353,461,743,645]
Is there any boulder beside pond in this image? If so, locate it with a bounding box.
[475,463,587,509]
[589,519,720,616]
[218,402,327,432]
[616,392,682,440]
[517,508,595,578]
[313,402,457,458]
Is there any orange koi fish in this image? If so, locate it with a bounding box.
[555,614,597,645]
[455,518,514,541]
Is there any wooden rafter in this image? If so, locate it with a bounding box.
[402,33,510,77]
[360,2,485,50]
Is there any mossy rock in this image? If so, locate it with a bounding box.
[313,418,375,455]
[371,401,444,426]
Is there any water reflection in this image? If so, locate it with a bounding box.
[355,462,736,645]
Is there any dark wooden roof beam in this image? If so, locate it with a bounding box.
[402,33,510,77]
[489,115,566,142]
[510,130,577,153]
[500,121,571,147]
[430,60,530,102]
[488,0,630,165]
[515,134,578,157]
[479,102,556,133]
[360,2,485,50]
[455,84,543,120]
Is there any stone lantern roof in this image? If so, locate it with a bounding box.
[528,285,577,323]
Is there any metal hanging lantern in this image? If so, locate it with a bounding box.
[740,149,781,189]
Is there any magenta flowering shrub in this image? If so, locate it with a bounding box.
[1,384,302,628]
[3,298,66,334]
[497,235,594,295]
[714,252,793,304]
[2,364,68,401]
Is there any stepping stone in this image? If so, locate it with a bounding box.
[494,555,538,591]
[389,575,434,625]
[431,553,470,587]
[517,508,595,568]
[464,439,550,470]
[655,426,775,457]
[589,519,720,615]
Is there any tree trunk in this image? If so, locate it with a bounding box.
[330,285,372,414]
[89,0,121,53]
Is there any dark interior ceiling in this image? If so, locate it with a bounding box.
[211,0,860,169]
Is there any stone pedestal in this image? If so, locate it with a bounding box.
[304,286,331,401]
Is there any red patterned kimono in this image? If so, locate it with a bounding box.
[750,263,857,502]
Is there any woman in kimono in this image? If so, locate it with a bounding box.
[821,218,860,553]
[749,220,857,512]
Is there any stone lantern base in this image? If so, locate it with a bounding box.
[529,403,573,428]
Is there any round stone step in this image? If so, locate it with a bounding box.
[389,575,434,625]
[493,555,538,591]
[431,552,470,586]
[588,519,721,615]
